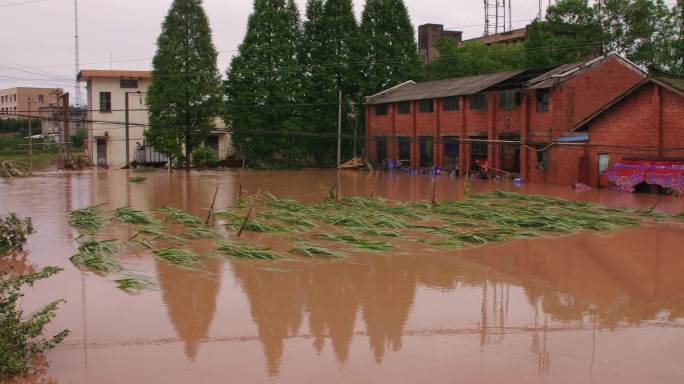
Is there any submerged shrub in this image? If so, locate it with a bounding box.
[0,213,34,254]
[69,240,121,273]
[114,207,157,225]
[192,146,219,169]
[0,267,70,378]
[69,204,106,234]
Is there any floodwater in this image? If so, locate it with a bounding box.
[1,169,684,384]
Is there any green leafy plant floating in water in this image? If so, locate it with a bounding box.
[0,213,34,254]
[128,176,147,184]
[157,207,205,227]
[69,240,122,273]
[216,241,280,260]
[0,267,70,379]
[289,243,344,259]
[114,207,158,225]
[114,273,156,293]
[153,248,204,270]
[69,204,106,234]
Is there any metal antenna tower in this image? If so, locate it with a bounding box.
[74,0,82,108]
[484,0,512,36]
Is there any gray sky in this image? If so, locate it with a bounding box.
[0,0,676,102]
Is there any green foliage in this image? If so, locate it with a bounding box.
[0,118,39,134]
[0,213,34,254]
[153,248,204,270]
[360,0,423,94]
[71,128,88,149]
[216,241,281,260]
[224,0,304,166]
[128,176,147,184]
[114,207,158,225]
[289,243,344,258]
[427,40,527,80]
[191,145,218,169]
[69,204,105,234]
[157,207,204,227]
[69,240,122,273]
[0,267,69,379]
[114,273,156,293]
[146,0,222,168]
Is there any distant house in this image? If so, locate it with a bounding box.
[364,54,648,186]
[77,70,231,168]
[0,87,62,119]
[418,24,527,63]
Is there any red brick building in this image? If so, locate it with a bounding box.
[571,77,684,188]
[364,54,646,185]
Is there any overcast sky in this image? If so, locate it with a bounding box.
[0,0,677,102]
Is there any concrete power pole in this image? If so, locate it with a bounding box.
[337,91,342,168]
[27,97,32,157]
[63,93,71,155]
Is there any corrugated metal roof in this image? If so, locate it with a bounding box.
[524,62,583,89]
[78,70,152,81]
[365,70,524,105]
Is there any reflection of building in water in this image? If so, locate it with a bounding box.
[231,225,684,377]
[156,257,221,360]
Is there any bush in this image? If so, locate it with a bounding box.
[71,129,87,149]
[192,146,218,169]
[0,214,34,254]
[0,267,70,378]
[53,153,90,170]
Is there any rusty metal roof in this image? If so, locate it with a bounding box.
[77,70,152,81]
[365,70,525,105]
[526,54,646,89]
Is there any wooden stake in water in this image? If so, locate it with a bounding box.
[206,185,219,226]
[431,178,438,207]
[237,207,254,238]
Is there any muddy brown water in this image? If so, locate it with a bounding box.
[1,169,684,384]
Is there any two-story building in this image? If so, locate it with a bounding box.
[78,69,231,168]
[364,54,647,185]
[0,87,62,118]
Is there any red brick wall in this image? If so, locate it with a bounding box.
[662,87,684,158]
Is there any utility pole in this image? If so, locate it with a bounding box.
[27,97,32,157]
[63,93,71,155]
[125,92,130,168]
[337,90,342,168]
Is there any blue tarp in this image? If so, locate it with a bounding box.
[557,134,589,143]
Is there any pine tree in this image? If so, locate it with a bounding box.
[146,0,221,169]
[360,0,422,95]
[224,0,305,166]
[300,0,363,164]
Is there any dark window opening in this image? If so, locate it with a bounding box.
[499,90,522,110]
[99,92,111,112]
[375,104,388,116]
[468,93,488,111]
[443,136,459,168]
[419,99,433,113]
[443,96,459,112]
[536,145,549,170]
[500,135,520,173]
[376,138,388,162]
[419,136,433,167]
[397,101,410,114]
[120,79,139,89]
[398,137,411,165]
[536,89,550,112]
[470,137,488,164]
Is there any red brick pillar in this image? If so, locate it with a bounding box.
[488,92,498,171]
[459,96,468,175]
[390,103,397,159]
[520,92,530,180]
[435,98,442,167]
[411,101,419,168]
[365,106,373,162]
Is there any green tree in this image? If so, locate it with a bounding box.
[146,0,221,169]
[224,0,305,166]
[298,0,362,164]
[360,0,422,95]
[648,0,683,75]
[426,40,526,80]
[524,0,603,68]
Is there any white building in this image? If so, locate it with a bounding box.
[78,69,230,168]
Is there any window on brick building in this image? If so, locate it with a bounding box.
[499,90,521,110]
[375,104,388,116]
[419,136,433,167]
[99,92,112,112]
[468,93,488,111]
[536,145,549,170]
[376,137,388,162]
[397,101,410,114]
[598,153,610,174]
[443,136,459,168]
[38,95,44,103]
[536,89,550,112]
[443,96,459,112]
[419,99,433,113]
[398,137,411,164]
[120,79,139,89]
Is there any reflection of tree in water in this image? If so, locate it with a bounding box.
[156,257,221,361]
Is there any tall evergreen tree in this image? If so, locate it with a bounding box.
[360,0,422,95]
[146,0,221,169]
[299,0,363,164]
[224,0,304,165]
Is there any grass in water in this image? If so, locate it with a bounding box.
[114,273,156,293]
[216,241,280,260]
[289,243,344,259]
[153,248,204,270]
[128,176,147,184]
[70,204,106,234]
[70,240,121,273]
[315,233,394,251]
[114,207,158,225]
[157,207,205,227]
[182,227,221,239]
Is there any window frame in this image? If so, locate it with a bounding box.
[443,96,459,112]
[468,93,488,111]
[418,99,434,113]
[99,92,112,113]
[498,90,522,110]
[374,103,388,116]
[536,89,550,112]
[397,101,410,115]
[120,79,139,89]
[398,136,411,164]
[375,137,388,162]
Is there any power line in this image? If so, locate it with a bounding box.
[0,0,49,8]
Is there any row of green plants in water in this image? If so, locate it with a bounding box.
[67,191,684,287]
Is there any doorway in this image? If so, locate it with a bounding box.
[96,138,107,166]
